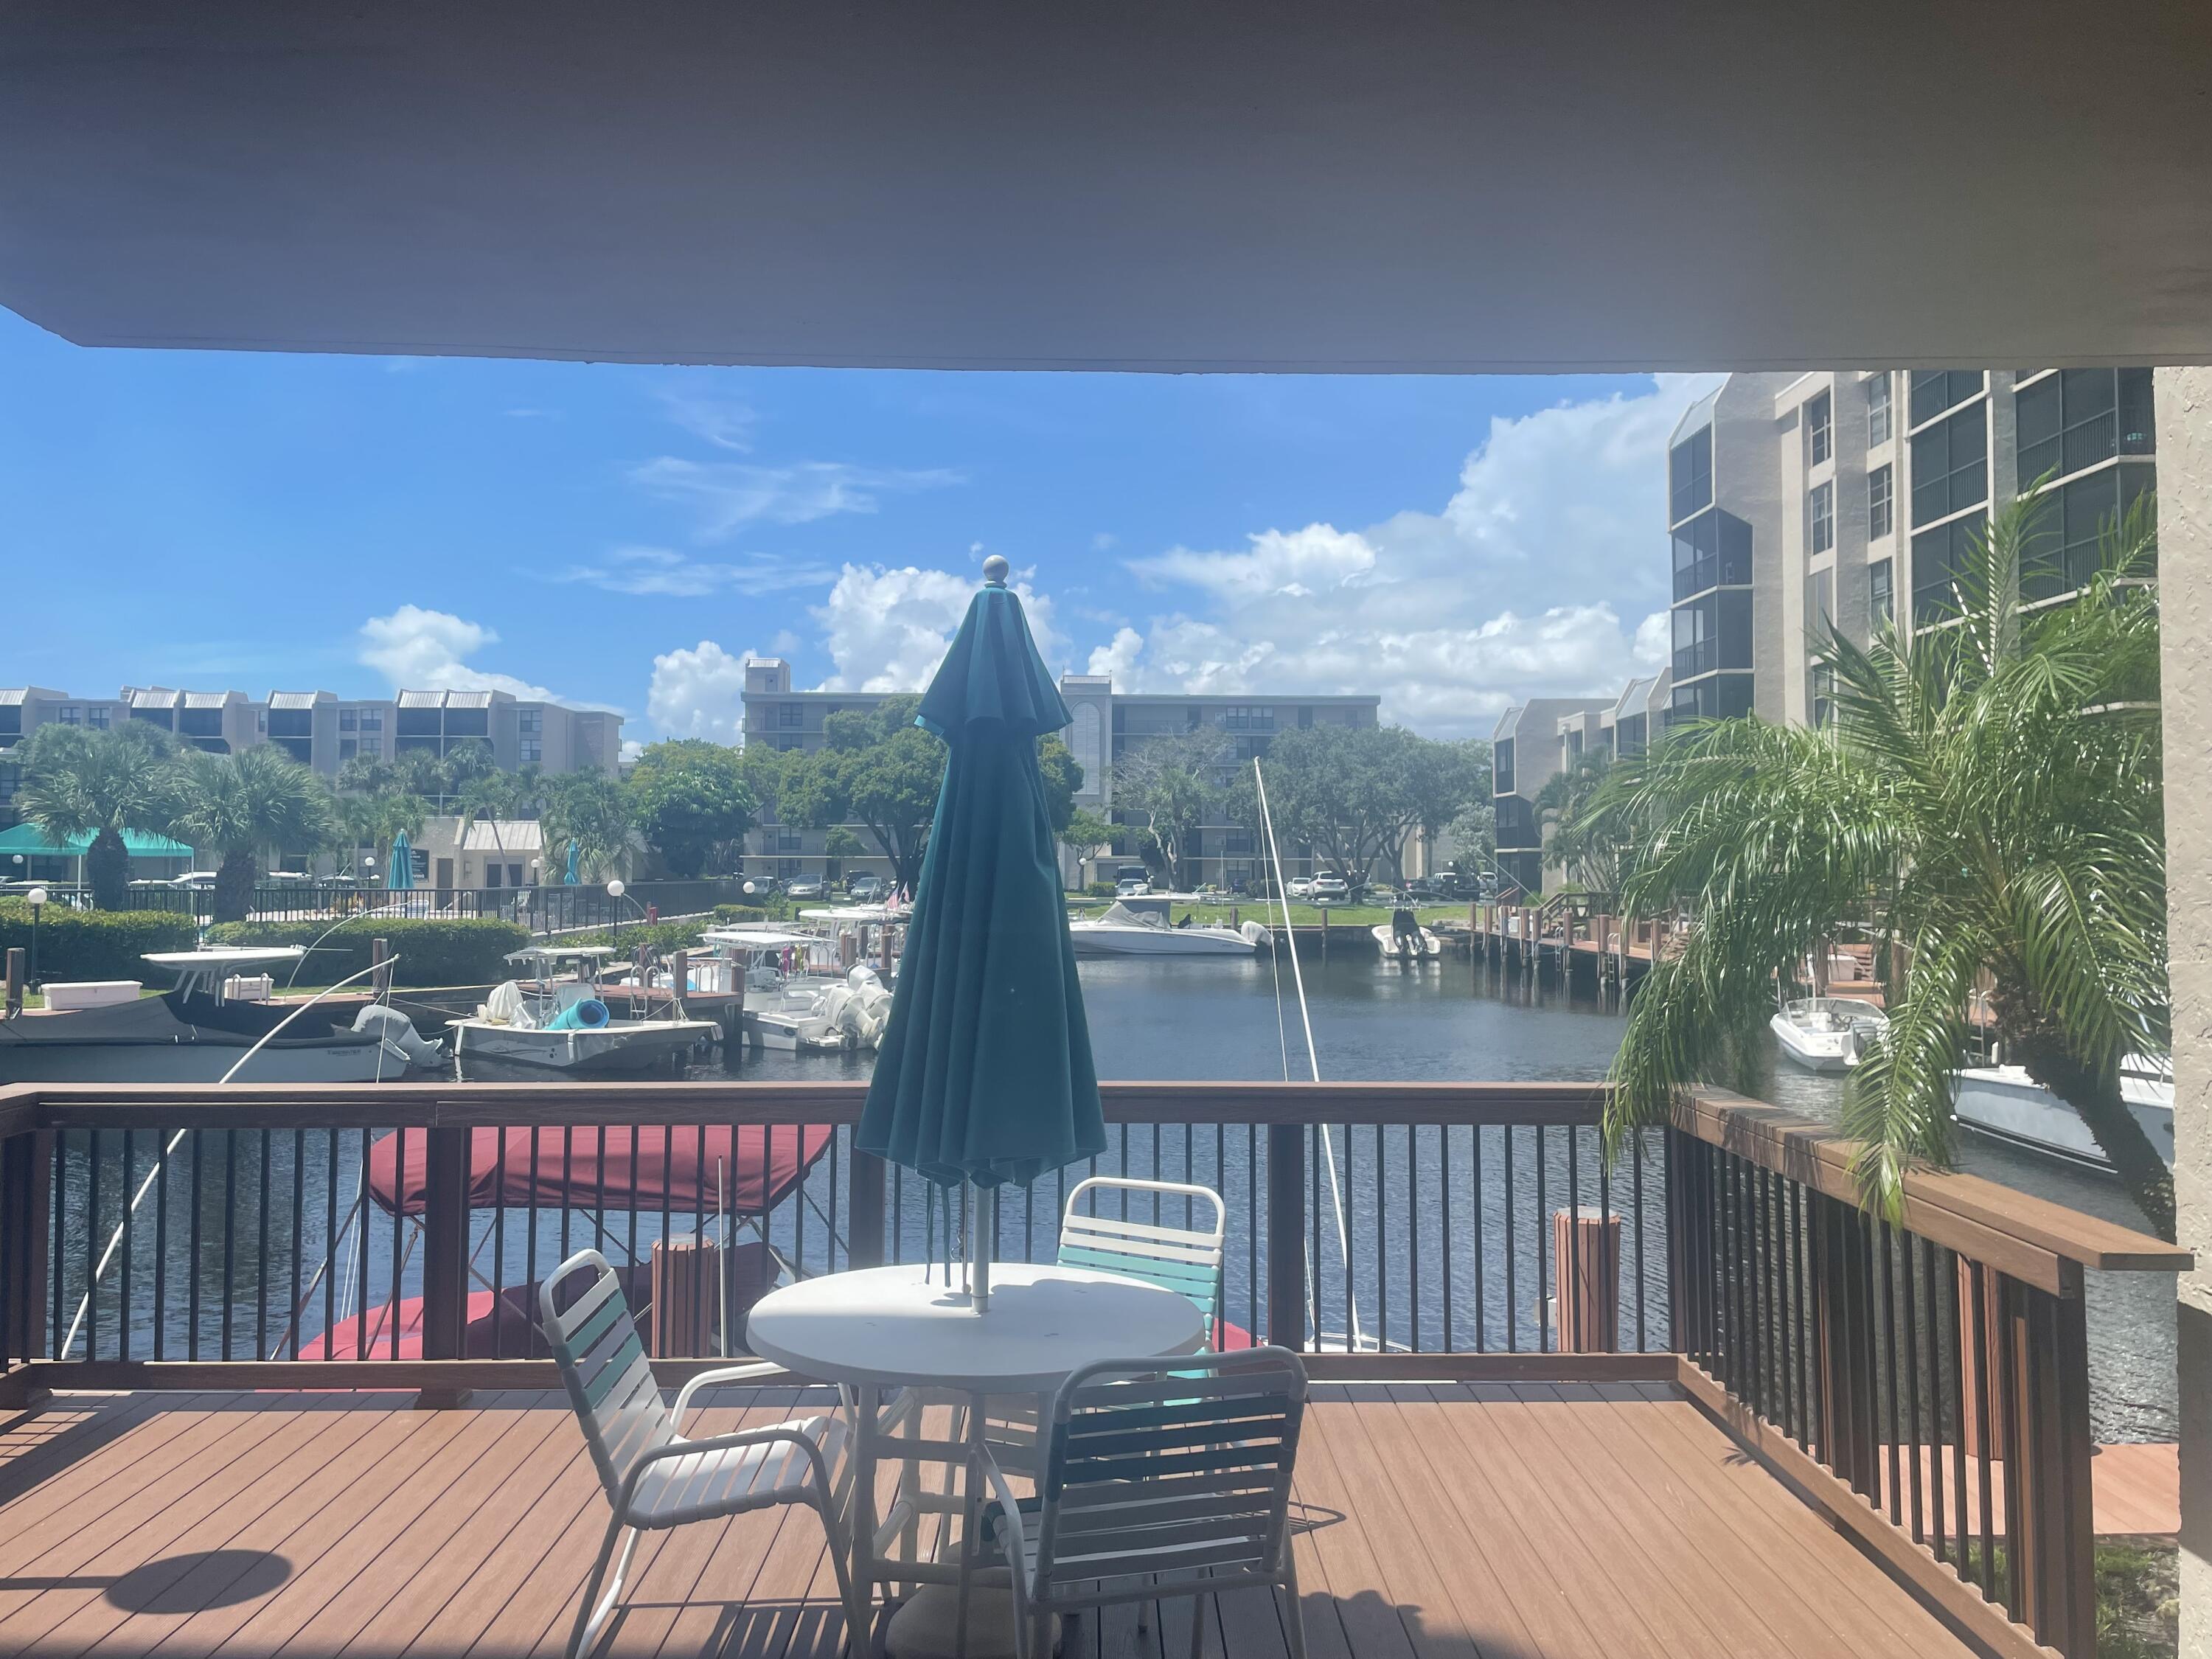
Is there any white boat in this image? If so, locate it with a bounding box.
[1371,924,1443,961]
[448,947,719,1074]
[0,947,442,1083]
[1952,1056,2175,1172]
[1770,995,1890,1073]
[1068,900,1268,958]
[698,930,894,1051]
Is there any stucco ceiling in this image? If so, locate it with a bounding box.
[6,3,2210,372]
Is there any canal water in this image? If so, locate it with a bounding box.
[717,950,2180,1441]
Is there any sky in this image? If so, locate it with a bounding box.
[0,304,1720,753]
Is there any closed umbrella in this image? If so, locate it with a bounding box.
[858,557,1105,1310]
[389,830,414,891]
[564,840,581,885]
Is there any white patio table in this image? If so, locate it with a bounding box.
[745,1259,1206,1658]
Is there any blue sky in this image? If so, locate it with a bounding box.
[0,303,1714,745]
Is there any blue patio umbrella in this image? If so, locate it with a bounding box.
[564,840,580,885]
[388,830,414,891]
[858,557,1105,1307]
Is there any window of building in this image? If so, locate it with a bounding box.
[1224,827,1254,855]
[1805,568,1835,637]
[2020,465,2157,601]
[1297,706,1314,729]
[339,708,357,731]
[1615,713,1647,756]
[776,703,803,729]
[1234,735,1270,761]
[1809,481,1834,554]
[1910,403,1988,527]
[1810,663,1835,730]
[340,737,358,760]
[395,733,440,754]
[1908,369,1984,428]
[1670,507,1753,601]
[484,863,502,888]
[1870,559,1893,625]
[1669,425,1714,524]
[131,706,174,731]
[1666,673,1756,726]
[443,707,489,738]
[519,708,543,734]
[397,708,440,737]
[0,709,18,744]
[2118,367,2155,458]
[776,734,805,752]
[178,707,223,738]
[358,709,383,731]
[777,857,803,879]
[777,829,803,853]
[86,707,109,729]
[1672,590,1753,680]
[358,735,382,758]
[1865,375,1892,447]
[519,737,542,763]
[273,737,313,764]
[1221,706,1274,731]
[1868,465,1893,540]
[1911,509,1986,625]
[1806,391,1832,466]
[267,709,311,738]
[1186,706,1203,731]
[1492,738,1514,796]
[2014,367,2153,491]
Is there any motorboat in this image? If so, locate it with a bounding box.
[1371,923,1443,961]
[1769,996,1889,1073]
[1952,1054,2174,1172]
[1068,900,1269,958]
[0,947,442,1083]
[448,947,720,1074]
[755,964,896,1051]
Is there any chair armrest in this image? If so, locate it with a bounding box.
[616,1424,835,1520]
[671,1360,787,1430]
[975,1449,1034,1601]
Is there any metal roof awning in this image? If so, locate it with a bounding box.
[0,824,195,860]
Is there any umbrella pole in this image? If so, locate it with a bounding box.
[967,1179,995,1312]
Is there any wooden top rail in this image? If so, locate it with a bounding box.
[1677,1087,2190,1290]
[0,1079,1607,1134]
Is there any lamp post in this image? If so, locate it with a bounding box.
[606,877,626,952]
[26,886,46,990]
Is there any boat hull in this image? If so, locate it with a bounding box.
[1371,925,1442,961]
[449,1018,718,1074]
[1952,1066,2175,1172]
[1770,1014,1856,1074]
[1068,925,1255,957]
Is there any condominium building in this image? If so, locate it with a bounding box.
[738,658,1380,887]
[0,684,619,827]
[1484,673,1669,898]
[1666,369,2156,728]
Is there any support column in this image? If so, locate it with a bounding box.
[2157,366,2212,1659]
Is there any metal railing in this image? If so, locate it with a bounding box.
[0,1078,2180,1659]
[97,877,759,931]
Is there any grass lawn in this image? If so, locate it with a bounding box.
[1064,900,1467,928]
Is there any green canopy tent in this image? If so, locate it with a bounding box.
[0,823,194,885]
[857,557,1106,1310]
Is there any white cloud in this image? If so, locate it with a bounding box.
[554,545,834,599]
[644,640,757,742]
[812,563,1066,693]
[656,388,757,453]
[768,630,801,655]
[620,739,645,763]
[357,605,563,702]
[1095,374,1722,737]
[629,457,963,541]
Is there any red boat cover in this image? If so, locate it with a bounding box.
[366,1124,835,1217]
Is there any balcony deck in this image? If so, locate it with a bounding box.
[0,1379,1981,1659]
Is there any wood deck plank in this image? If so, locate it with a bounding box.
[0,1387,1988,1659]
[0,1392,235,1560]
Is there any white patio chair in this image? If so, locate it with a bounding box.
[1057,1176,1228,1346]
[539,1248,867,1659]
[977,1346,1311,1659]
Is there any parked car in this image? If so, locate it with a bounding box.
[1309,874,1350,902]
[846,874,888,902]
[1114,877,1152,898]
[785,877,827,900]
[1286,877,1314,900]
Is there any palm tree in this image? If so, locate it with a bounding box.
[541,771,635,883]
[14,723,178,910]
[1590,493,2171,1235]
[166,746,338,924]
[335,787,428,888]
[1535,748,1618,894]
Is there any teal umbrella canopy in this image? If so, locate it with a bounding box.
[564,841,580,885]
[858,566,1105,1190]
[389,830,414,890]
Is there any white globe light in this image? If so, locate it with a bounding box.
[742,880,757,896]
[606,879,626,899]
[26,886,48,907]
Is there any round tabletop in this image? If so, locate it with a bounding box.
[745,1262,1206,1394]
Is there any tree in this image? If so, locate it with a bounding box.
[1059,808,1115,881]
[14,723,180,910]
[1110,729,1229,891]
[542,771,636,883]
[823,827,867,883]
[782,697,945,893]
[335,787,428,885]
[165,745,338,923]
[1237,724,1481,888]
[1535,748,1618,892]
[1595,493,2172,1235]
[1037,736,1083,832]
[627,740,758,878]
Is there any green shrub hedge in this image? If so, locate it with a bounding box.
[0,902,200,984]
[709,905,769,924]
[202,917,531,986]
